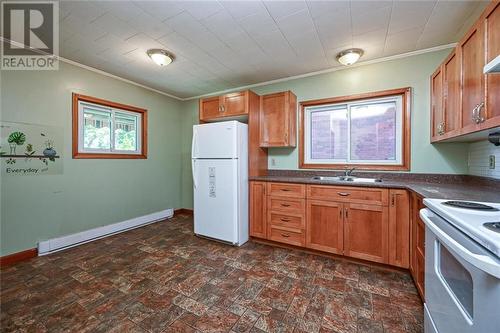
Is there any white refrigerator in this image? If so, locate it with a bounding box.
[191,121,249,246]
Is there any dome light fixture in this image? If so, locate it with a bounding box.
[336,48,364,66]
[147,49,174,66]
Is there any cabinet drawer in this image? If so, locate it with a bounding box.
[268,197,305,215]
[307,185,388,205]
[268,226,304,246]
[267,182,305,198]
[268,212,304,229]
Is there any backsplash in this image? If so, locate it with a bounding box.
[468,140,500,179]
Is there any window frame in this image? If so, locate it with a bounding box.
[72,93,147,159]
[299,87,411,171]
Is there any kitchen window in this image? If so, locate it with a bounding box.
[72,93,147,159]
[300,88,411,170]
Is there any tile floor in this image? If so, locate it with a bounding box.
[1,214,423,333]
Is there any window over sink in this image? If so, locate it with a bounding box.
[300,88,411,171]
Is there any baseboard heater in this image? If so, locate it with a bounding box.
[38,208,173,256]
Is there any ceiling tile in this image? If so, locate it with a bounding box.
[388,1,435,35]
[352,5,391,36]
[350,1,393,16]
[306,1,350,19]
[276,9,315,37]
[132,1,183,21]
[263,1,307,21]
[220,1,267,20]
[201,11,245,39]
[175,1,224,20]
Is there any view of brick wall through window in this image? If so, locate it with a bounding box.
[310,102,396,161]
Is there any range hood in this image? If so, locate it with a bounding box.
[484,55,500,74]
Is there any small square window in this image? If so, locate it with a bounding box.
[73,94,147,159]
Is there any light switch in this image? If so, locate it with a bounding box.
[489,155,495,169]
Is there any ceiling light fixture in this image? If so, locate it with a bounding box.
[147,49,174,67]
[336,48,364,66]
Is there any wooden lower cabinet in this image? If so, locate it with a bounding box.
[389,189,410,268]
[306,200,343,255]
[410,193,426,299]
[250,181,410,269]
[249,181,267,238]
[344,203,389,264]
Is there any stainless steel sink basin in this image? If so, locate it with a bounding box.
[312,176,382,183]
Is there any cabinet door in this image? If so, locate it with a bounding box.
[431,67,444,139]
[222,91,247,116]
[485,2,500,126]
[259,91,296,147]
[410,193,425,300]
[344,203,389,264]
[388,190,410,268]
[443,52,460,133]
[459,23,485,130]
[199,96,222,121]
[306,200,343,254]
[249,181,267,238]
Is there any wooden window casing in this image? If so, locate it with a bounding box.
[72,93,147,159]
[299,87,411,171]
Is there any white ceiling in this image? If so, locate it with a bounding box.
[58,0,487,99]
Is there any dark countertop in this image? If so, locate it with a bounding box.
[250,172,500,203]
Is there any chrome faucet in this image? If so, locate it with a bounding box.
[343,167,356,177]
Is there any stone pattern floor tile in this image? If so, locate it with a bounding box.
[1,214,423,332]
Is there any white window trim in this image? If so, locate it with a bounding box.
[304,95,403,166]
[78,101,142,155]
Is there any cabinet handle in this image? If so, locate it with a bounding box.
[281,233,290,238]
[345,208,348,219]
[337,192,350,196]
[472,104,479,123]
[476,102,485,123]
[280,218,291,222]
[221,105,225,112]
[437,122,445,135]
[280,203,291,207]
[391,194,395,207]
[280,189,291,192]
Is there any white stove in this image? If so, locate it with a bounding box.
[420,199,500,333]
[424,199,500,258]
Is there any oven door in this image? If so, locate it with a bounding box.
[420,208,500,333]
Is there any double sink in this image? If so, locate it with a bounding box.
[312,176,382,183]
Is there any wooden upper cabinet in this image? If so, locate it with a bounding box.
[430,1,500,141]
[343,203,389,264]
[431,67,444,139]
[222,91,247,116]
[459,23,485,131]
[199,91,249,122]
[249,181,267,239]
[199,96,222,121]
[306,200,344,255]
[388,189,410,268]
[259,91,297,147]
[485,2,500,127]
[443,52,461,134]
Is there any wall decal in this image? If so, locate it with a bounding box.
[1,122,63,175]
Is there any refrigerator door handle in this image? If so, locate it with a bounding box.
[192,159,197,189]
[191,128,197,159]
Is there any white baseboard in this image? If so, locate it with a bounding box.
[38,208,173,255]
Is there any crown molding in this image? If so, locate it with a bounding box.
[2,36,455,102]
[184,43,457,101]
[58,57,184,101]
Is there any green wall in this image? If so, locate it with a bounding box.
[0,62,184,256]
[180,49,469,209]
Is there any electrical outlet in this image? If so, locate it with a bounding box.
[489,155,495,169]
[271,158,276,166]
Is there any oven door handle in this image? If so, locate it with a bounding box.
[421,209,500,279]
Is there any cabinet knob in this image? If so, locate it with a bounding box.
[281,203,291,207]
[281,233,290,238]
[280,218,291,222]
[337,192,350,196]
